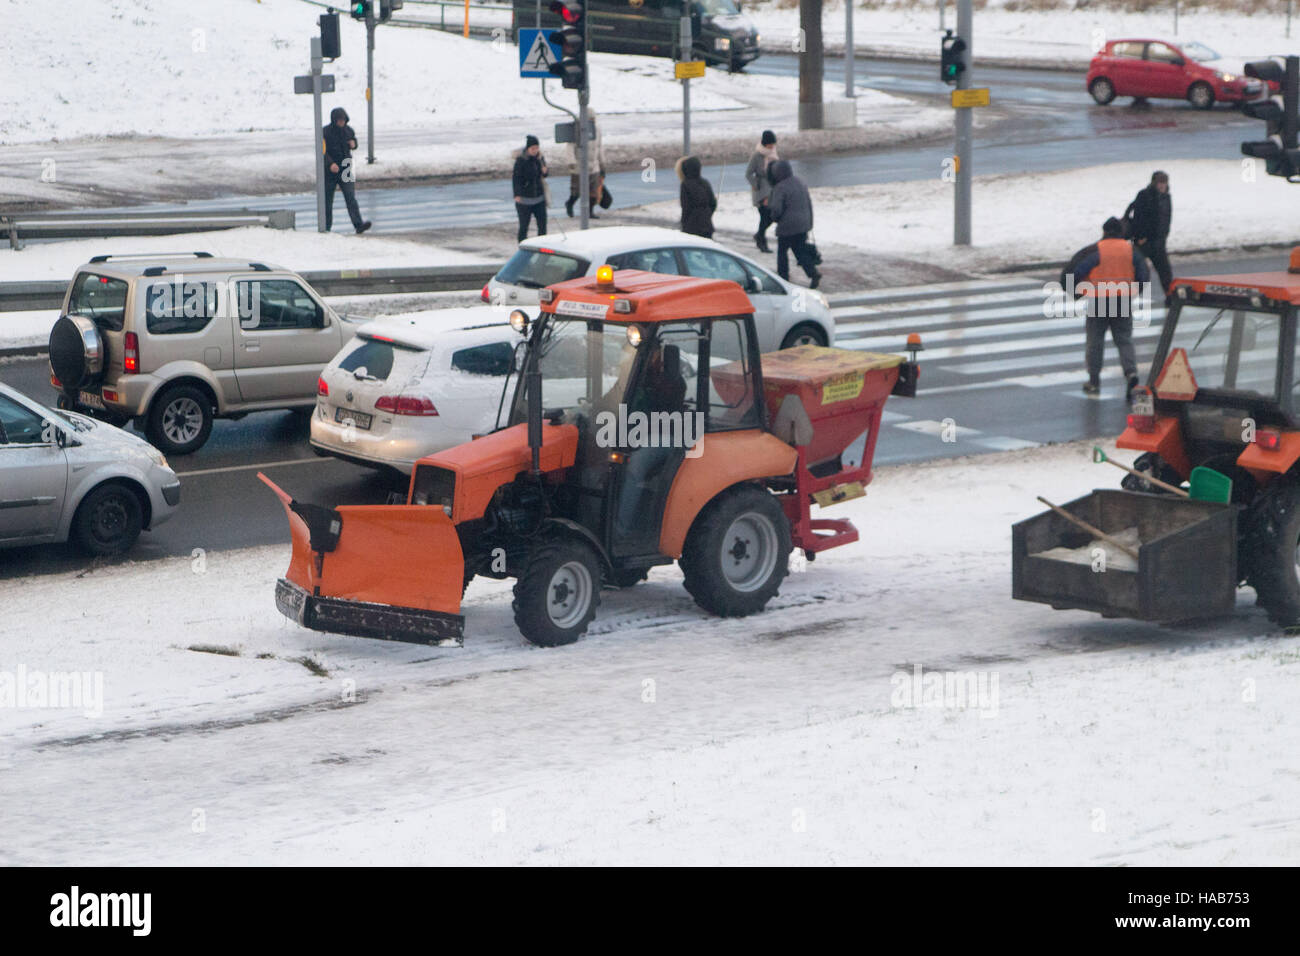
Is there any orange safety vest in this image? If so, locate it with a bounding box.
[1085,238,1136,296]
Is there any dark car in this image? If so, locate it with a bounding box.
[514,0,760,72]
[1086,38,1267,109]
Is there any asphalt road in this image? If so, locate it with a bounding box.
[33,55,1257,233]
[1,248,1288,579]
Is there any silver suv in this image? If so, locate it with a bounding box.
[48,252,357,454]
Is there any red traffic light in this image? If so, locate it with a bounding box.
[549,0,583,23]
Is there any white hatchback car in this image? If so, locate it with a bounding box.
[310,309,518,474]
[482,226,835,352]
[0,381,180,554]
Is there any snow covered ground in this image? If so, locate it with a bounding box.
[2,439,1296,865]
[632,157,1300,274]
[750,0,1300,68]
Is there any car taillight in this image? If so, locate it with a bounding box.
[123,332,139,373]
[376,394,438,416]
[1258,430,1281,451]
[1127,412,1156,433]
[481,284,491,303]
[50,372,61,389]
[317,376,329,397]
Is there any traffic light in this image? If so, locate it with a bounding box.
[378,0,403,23]
[319,12,341,59]
[350,1,371,22]
[941,30,966,86]
[1242,56,1300,180]
[549,1,587,91]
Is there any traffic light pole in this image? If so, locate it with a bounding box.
[366,9,376,164]
[577,11,591,230]
[312,37,328,233]
[954,0,972,246]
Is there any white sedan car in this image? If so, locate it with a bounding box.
[482,226,835,352]
[310,309,518,474]
[0,381,180,554]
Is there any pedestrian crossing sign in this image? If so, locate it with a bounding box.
[519,28,562,78]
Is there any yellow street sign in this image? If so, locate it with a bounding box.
[675,60,707,80]
[951,88,990,108]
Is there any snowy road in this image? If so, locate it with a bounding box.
[2,441,1296,865]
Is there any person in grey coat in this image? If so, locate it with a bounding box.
[767,159,820,288]
[744,130,779,253]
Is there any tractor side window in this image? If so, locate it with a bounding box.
[707,319,759,430]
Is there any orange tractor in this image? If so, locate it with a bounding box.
[1015,251,1300,626]
[262,268,919,646]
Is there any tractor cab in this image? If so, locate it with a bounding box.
[1121,252,1300,496]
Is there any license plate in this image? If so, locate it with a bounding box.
[335,407,372,430]
[1131,391,1154,417]
[79,390,105,410]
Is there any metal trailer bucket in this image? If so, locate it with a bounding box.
[1012,489,1238,622]
[261,474,466,646]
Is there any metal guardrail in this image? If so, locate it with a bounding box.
[2,210,296,250]
[0,263,499,313]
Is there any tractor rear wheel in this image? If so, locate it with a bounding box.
[1244,481,1300,626]
[512,538,602,646]
[680,484,792,617]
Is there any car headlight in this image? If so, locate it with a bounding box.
[1219,72,1237,82]
[810,290,829,310]
[147,446,169,470]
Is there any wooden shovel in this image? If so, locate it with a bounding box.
[1036,496,1140,561]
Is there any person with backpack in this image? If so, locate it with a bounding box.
[1066,217,1149,399]
[1125,170,1173,297]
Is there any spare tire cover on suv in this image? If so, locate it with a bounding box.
[49,314,105,391]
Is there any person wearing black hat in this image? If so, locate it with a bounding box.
[321,107,372,234]
[744,130,779,252]
[513,134,549,242]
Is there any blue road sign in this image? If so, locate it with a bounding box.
[519,28,562,79]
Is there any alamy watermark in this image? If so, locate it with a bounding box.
[0,664,103,718]
[890,664,999,718]
[594,403,705,458]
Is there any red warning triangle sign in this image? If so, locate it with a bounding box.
[1155,347,1198,401]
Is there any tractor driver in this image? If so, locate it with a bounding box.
[614,343,688,539]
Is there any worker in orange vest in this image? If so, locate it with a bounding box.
[1067,217,1150,399]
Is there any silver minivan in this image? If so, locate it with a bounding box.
[0,382,180,554]
[48,252,357,455]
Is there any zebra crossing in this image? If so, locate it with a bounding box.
[826,277,1161,462]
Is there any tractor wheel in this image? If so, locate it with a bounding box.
[512,538,602,646]
[1120,452,1183,494]
[1244,481,1300,626]
[680,484,792,617]
[1089,77,1116,105]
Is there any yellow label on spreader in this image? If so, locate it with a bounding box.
[813,482,866,508]
[822,371,865,404]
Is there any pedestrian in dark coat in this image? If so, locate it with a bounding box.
[744,130,779,252]
[767,159,820,288]
[1125,170,1173,296]
[322,107,372,234]
[513,134,549,243]
[676,155,716,238]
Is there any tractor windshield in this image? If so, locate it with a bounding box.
[510,317,638,426]
[1166,304,1283,399]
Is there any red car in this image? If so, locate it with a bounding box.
[1087,39,1267,109]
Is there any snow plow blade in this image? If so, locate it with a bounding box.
[260,474,465,647]
[1012,489,1237,622]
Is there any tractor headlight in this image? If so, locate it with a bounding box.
[509,309,529,333]
[627,324,643,347]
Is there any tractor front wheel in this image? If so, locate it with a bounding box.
[512,538,602,646]
[680,485,792,617]
[1245,481,1300,626]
